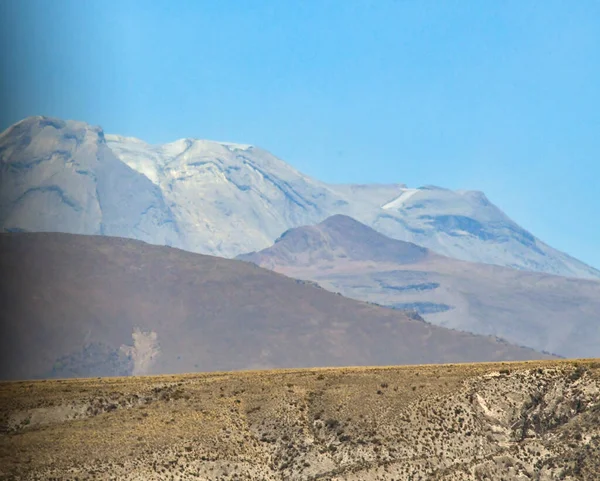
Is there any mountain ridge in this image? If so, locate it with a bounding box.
[1,115,598,279]
[245,214,433,269]
[0,231,555,381]
[239,215,600,359]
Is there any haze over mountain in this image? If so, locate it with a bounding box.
[0,232,553,381]
[1,116,598,280]
[239,215,600,359]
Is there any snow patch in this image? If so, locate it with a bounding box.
[382,189,420,210]
[221,141,253,152]
[104,134,148,145]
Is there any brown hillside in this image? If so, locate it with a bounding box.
[0,232,553,380]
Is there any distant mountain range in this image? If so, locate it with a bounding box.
[0,232,553,380]
[1,116,598,279]
[239,215,600,359]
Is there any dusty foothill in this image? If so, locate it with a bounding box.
[1,359,599,480]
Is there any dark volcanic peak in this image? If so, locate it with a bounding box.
[0,232,551,380]
[242,218,600,359]
[317,214,429,261]
[241,214,429,267]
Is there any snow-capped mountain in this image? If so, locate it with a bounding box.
[104,132,340,257]
[0,117,182,247]
[1,116,598,279]
[370,186,585,275]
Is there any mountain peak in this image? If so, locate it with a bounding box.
[1,116,67,134]
[3,115,103,134]
[240,215,430,268]
[318,213,364,228]
[0,116,106,154]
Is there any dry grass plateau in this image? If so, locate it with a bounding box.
[1,359,599,480]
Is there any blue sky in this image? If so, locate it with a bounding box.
[1,0,599,269]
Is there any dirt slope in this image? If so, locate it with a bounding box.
[1,359,599,480]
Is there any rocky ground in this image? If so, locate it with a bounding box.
[1,359,599,480]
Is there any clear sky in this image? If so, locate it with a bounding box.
[1,0,599,269]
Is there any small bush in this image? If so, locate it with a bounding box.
[325,418,340,429]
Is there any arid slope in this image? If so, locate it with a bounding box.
[0,232,552,381]
[1,359,599,480]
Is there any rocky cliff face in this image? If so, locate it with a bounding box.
[1,116,598,279]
